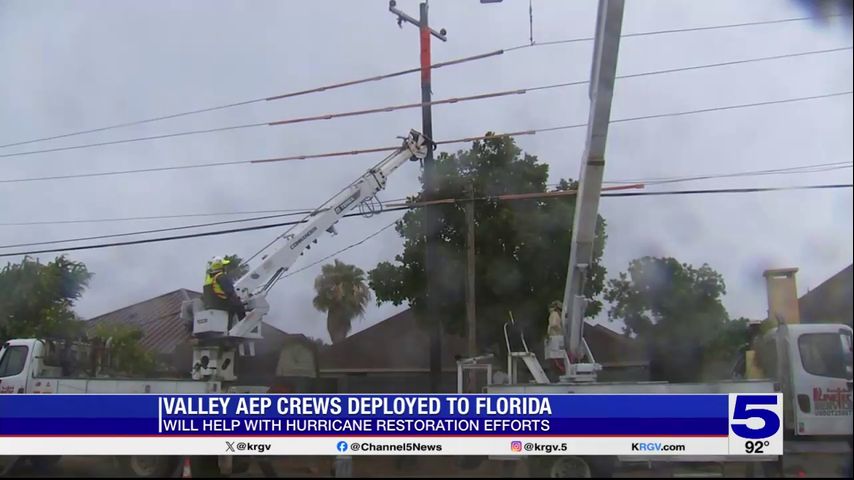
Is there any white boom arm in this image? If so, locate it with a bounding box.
[559,0,624,381]
[224,130,429,339]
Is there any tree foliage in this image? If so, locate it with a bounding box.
[605,257,746,382]
[369,135,607,352]
[312,260,371,344]
[0,256,92,341]
[90,323,156,377]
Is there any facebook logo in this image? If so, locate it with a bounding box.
[336,441,348,452]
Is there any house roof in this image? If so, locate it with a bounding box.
[318,309,467,372]
[584,323,648,366]
[799,264,853,326]
[318,309,647,373]
[84,288,302,357]
[85,289,197,355]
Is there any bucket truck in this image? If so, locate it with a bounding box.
[454,0,851,475]
[181,129,429,383]
[0,129,429,477]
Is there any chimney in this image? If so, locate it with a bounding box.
[763,268,801,325]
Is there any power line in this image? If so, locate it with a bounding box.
[0,195,411,227]
[608,90,851,125]
[506,12,852,51]
[0,50,506,150]
[616,46,851,81]
[0,211,310,249]
[0,86,535,159]
[0,206,413,258]
[3,160,847,227]
[238,91,854,166]
[0,208,314,227]
[3,50,851,183]
[4,11,845,151]
[604,161,853,185]
[1,44,849,162]
[1,183,850,258]
[279,220,400,279]
[601,183,852,197]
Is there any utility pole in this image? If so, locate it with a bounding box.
[388,0,447,392]
[465,183,477,359]
[465,184,477,389]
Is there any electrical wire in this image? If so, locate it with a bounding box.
[3,11,846,151]
[1,44,848,161]
[0,207,413,258]
[3,56,851,184]
[4,160,849,228]
[1,183,850,258]
[278,220,400,280]
[0,49,506,150]
[0,196,412,227]
[504,12,853,51]
[604,161,853,185]
[0,87,532,159]
[0,210,312,249]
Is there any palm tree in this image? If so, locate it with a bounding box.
[312,260,372,344]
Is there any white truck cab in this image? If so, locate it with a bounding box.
[0,338,219,394]
[753,323,853,438]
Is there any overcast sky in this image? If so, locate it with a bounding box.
[1,0,852,343]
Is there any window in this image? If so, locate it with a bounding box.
[798,333,852,379]
[0,346,28,377]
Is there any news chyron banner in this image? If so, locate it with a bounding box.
[0,394,782,456]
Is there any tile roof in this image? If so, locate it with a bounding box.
[84,289,310,363]
[84,289,197,355]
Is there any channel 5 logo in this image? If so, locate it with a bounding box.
[510,441,523,452]
[729,394,782,439]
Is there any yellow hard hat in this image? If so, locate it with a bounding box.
[209,256,231,271]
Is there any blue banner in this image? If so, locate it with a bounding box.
[0,394,729,437]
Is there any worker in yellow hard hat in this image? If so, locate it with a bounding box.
[202,256,246,329]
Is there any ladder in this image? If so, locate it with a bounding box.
[504,314,551,385]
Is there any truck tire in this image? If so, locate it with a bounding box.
[760,458,784,478]
[189,455,222,478]
[28,456,61,474]
[529,456,616,478]
[456,455,486,470]
[0,457,23,477]
[117,455,180,478]
[232,457,250,475]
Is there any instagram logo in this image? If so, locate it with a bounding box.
[510,441,522,452]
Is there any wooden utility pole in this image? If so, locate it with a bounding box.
[465,184,477,359]
[465,184,478,390]
[388,0,447,392]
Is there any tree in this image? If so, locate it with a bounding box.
[90,323,156,377]
[604,257,744,382]
[312,260,372,344]
[369,134,607,353]
[0,256,92,342]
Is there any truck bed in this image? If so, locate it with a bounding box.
[486,379,776,394]
[30,377,220,394]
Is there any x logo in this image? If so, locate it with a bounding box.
[225,441,235,452]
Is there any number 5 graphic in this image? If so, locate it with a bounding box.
[731,395,781,439]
